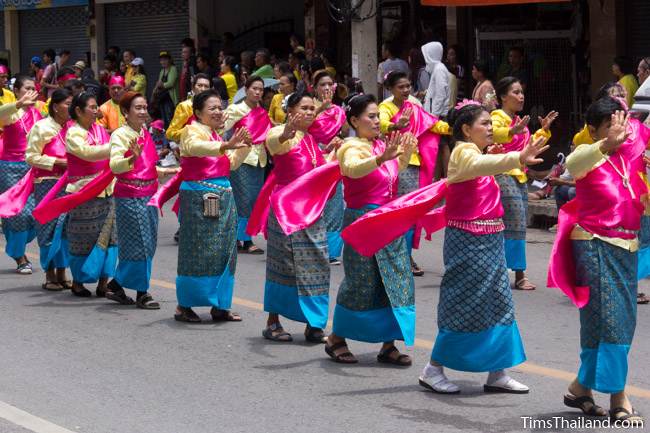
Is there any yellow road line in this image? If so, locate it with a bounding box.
[24,253,650,399]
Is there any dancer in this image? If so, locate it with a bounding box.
[0,76,43,274]
[491,76,557,290]
[25,89,72,289]
[171,89,251,323]
[105,92,176,309]
[378,70,450,275]
[223,76,272,254]
[549,100,645,425]
[418,102,547,394]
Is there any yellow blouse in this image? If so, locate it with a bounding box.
[65,122,113,196]
[572,125,593,146]
[223,101,267,168]
[378,95,450,166]
[180,121,250,170]
[0,88,16,105]
[166,98,193,143]
[222,72,238,104]
[337,137,412,179]
[26,116,63,181]
[268,93,286,125]
[266,125,302,156]
[447,141,522,184]
[491,109,551,182]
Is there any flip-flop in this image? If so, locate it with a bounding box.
[563,394,607,417]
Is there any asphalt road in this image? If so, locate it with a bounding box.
[0,211,648,433]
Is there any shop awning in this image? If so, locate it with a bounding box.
[421,0,569,5]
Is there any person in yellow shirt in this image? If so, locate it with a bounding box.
[0,64,15,105]
[98,75,126,133]
[612,56,638,108]
[165,73,212,144]
[491,76,557,291]
[127,57,147,94]
[378,70,450,276]
[220,56,239,104]
[123,49,136,89]
[268,73,296,125]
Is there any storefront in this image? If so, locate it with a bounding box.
[104,0,189,97]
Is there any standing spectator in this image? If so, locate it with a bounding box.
[57,50,71,70]
[408,48,428,100]
[196,54,215,80]
[499,46,529,89]
[421,41,450,116]
[81,68,106,104]
[154,51,179,128]
[179,38,197,101]
[446,44,465,101]
[321,48,337,79]
[122,49,136,85]
[40,49,58,99]
[29,57,44,98]
[637,57,650,86]
[289,34,305,54]
[273,61,292,80]
[98,75,126,133]
[252,48,274,79]
[612,56,638,108]
[288,51,306,81]
[72,60,86,78]
[240,50,255,72]
[377,41,409,99]
[471,59,496,111]
[0,64,15,104]
[107,46,120,61]
[220,56,239,104]
[99,54,118,87]
[268,73,296,125]
[127,58,147,94]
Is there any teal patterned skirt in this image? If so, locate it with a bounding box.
[0,161,36,259]
[495,174,527,271]
[573,238,637,393]
[176,177,238,308]
[34,179,69,270]
[332,206,415,345]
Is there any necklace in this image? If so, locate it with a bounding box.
[18,108,37,135]
[86,125,98,146]
[605,154,635,199]
[304,136,318,168]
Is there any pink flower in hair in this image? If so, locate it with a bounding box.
[455,99,482,110]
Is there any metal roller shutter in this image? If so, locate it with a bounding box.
[19,6,89,74]
[105,0,189,98]
[628,0,650,62]
[0,11,5,51]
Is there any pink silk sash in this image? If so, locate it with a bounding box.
[308,105,346,145]
[234,106,271,145]
[546,199,589,308]
[271,161,342,235]
[113,128,159,198]
[390,101,441,189]
[502,116,530,153]
[245,171,277,238]
[0,108,42,161]
[0,169,35,217]
[340,180,448,257]
[32,167,114,224]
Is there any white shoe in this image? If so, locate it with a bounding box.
[16,262,32,275]
[419,373,460,394]
[484,375,529,394]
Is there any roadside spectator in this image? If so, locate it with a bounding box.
[613,56,638,108]
[154,51,179,128]
[446,44,465,100]
[99,54,117,86]
[377,41,409,99]
[128,58,147,94]
[253,48,274,78]
[29,56,44,99]
[40,48,58,99]
[471,59,496,111]
[196,54,215,81]
[123,49,136,84]
[421,41,450,116]
[408,47,428,100]
[180,38,197,101]
[72,60,86,78]
[498,46,529,89]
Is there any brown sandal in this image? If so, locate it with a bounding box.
[42,281,64,291]
[377,345,412,366]
[210,308,242,322]
[325,341,358,364]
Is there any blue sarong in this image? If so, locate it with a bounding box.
[398,165,420,254]
[0,161,36,259]
[573,238,637,394]
[230,163,265,242]
[496,174,527,271]
[637,215,650,280]
[34,179,69,270]
[332,206,415,345]
[67,197,118,283]
[176,177,237,308]
[115,196,158,292]
[431,227,526,372]
[264,209,330,328]
[322,182,344,260]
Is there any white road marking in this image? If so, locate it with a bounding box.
[0,401,77,433]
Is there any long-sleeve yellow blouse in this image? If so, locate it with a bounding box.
[165,98,193,143]
[223,101,267,168]
[491,109,551,182]
[268,93,286,125]
[378,95,450,167]
[26,116,64,181]
[65,122,113,196]
[565,140,637,251]
[221,72,238,104]
[266,125,301,156]
[337,136,412,179]
[447,141,522,184]
[180,121,251,170]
